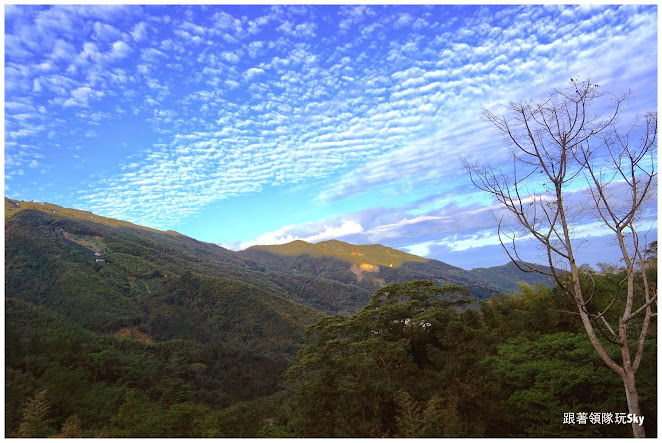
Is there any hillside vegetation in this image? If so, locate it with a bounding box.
[7,197,653,437]
[243,240,553,298]
[5,200,323,437]
[247,239,428,267]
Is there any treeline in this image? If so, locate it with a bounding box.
[282,279,656,437]
[8,274,656,437]
[6,295,305,437]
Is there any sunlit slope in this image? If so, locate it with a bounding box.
[243,239,495,297]
[247,239,428,268]
[244,239,553,298]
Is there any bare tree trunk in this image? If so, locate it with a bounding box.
[465,79,657,439]
[622,369,645,438]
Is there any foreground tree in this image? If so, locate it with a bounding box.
[14,389,55,438]
[464,79,657,437]
[285,281,476,437]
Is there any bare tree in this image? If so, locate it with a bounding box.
[464,79,657,438]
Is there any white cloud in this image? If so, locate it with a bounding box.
[366,215,444,240]
[214,11,237,30]
[220,51,240,64]
[402,240,436,257]
[180,20,207,36]
[131,21,148,41]
[237,220,365,250]
[77,42,102,64]
[247,40,264,58]
[245,67,265,79]
[434,230,507,252]
[60,86,104,107]
[109,40,132,59]
[305,221,364,243]
[394,13,413,28]
[276,20,316,38]
[93,21,123,41]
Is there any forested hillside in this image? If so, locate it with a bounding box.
[5,200,322,437]
[5,198,656,437]
[242,240,553,298]
[282,280,656,437]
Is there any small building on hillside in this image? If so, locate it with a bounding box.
[95,259,105,263]
[94,252,102,256]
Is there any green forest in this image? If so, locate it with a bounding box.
[4,199,657,438]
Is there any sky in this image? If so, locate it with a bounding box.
[4,4,658,269]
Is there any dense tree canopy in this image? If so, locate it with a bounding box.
[5,201,656,437]
[284,280,655,438]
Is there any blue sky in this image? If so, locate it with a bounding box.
[5,4,658,269]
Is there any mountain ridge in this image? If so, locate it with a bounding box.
[246,238,428,268]
[8,196,538,274]
[4,196,555,437]
[5,197,180,236]
[6,196,552,302]
[241,241,552,298]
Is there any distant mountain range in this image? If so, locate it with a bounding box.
[5,198,553,318]
[241,238,553,304]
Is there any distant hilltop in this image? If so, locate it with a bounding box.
[246,239,428,269]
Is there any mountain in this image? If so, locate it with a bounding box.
[5,197,552,436]
[247,239,428,267]
[471,260,556,293]
[5,198,168,233]
[242,240,553,300]
[5,198,553,323]
[5,198,328,436]
[6,199,653,439]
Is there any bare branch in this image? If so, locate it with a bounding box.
[467,78,656,437]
